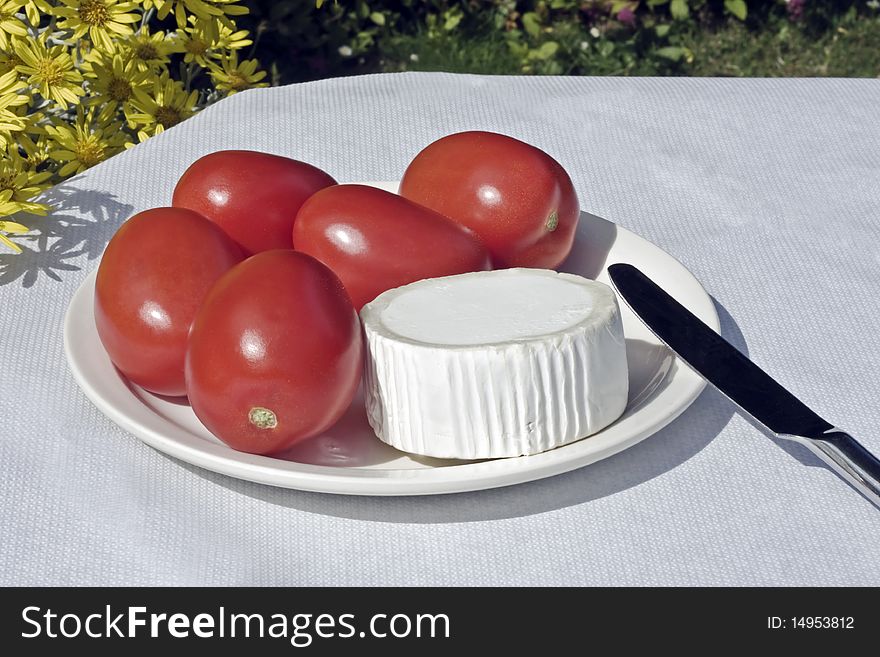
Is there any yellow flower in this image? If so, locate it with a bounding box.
[0,72,30,148]
[0,65,27,97]
[0,68,29,142]
[209,51,266,95]
[175,15,251,67]
[14,37,85,109]
[17,130,53,169]
[45,107,128,176]
[83,51,151,118]
[0,1,27,51]
[52,0,142,52]
[127,72,198,140]
[117,25,181,72]
[1,147,52,199]
[0,152,51,251]
[0,38,25,75]
[142,0,248,29]
[0,216,30,252]
[22,0,52,27]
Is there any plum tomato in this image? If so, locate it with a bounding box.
[185,250,363,455]
[293,184,492,310]
[172,150,336,255]
[94,207,245,397]
[398,131,579,269]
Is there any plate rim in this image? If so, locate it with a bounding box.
[64,183,719,496]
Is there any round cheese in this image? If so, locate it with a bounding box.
[360,268,629,459]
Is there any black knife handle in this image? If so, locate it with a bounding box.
[780,429,880,509]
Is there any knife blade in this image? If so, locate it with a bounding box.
[608,262,880,509]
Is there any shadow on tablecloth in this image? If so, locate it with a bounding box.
[175,300,766,523]
[0,183,133,287]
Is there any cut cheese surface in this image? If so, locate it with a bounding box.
[361,268,629,459]
[381,273,596,346]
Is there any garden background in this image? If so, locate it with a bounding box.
[249,1,880,81]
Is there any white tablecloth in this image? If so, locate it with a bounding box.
[2,74,879,586]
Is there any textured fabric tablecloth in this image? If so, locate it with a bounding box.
[2,74,879,586]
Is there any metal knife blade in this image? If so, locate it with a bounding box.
[608,262,880,508]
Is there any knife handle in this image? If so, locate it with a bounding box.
[780,429,880,509]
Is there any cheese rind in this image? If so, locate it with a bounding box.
[361,268,628,459]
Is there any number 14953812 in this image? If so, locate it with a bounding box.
[768,617,854,630]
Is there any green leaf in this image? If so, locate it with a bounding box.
[507,39,528,57]
[370,11,385,26]
[443,12,462,31]
[655,23,670,37]
[522,12,541,38]
[532,41,559,60]
[724,0,747,20]
[599,41,615,57]
[670,0,689,20]
[656,46,685,60]
[647,0,670,6]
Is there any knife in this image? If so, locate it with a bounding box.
[608,263,880,509]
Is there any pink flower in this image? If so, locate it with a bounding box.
[787,0,806,21]
[617,7,636,26]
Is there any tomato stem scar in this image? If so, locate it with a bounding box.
[546,211,559,232]
[249,407,277,430]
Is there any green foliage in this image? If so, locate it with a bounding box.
[240,1,880,82]
[681,3,880,76]
[725,0,748,21]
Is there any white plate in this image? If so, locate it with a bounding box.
[64,181,719,495]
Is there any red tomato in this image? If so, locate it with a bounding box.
[185,250,362,455]
[94,207,244,396]
[293,184,492,310]
[172,150,336,255]
[399,131,579,269]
